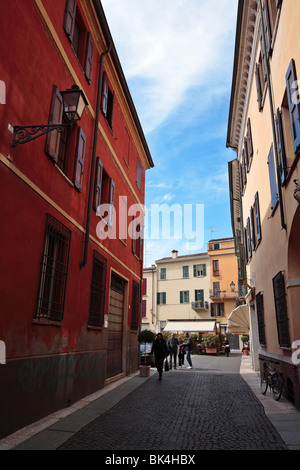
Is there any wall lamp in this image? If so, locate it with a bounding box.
[12,85,88,147]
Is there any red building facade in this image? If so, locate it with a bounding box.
[0,0,153,438]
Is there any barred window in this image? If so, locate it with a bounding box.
[131,281,140,330]
[88,251,107,327]
[36,214,71,322]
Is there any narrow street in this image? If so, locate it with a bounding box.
[15,351,287,451]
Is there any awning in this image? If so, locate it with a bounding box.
[227,305,249,335]
[164,320,216,333]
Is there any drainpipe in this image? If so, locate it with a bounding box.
[258,0,286,230]
[80,45,111,269]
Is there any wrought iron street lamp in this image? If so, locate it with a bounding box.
[12,85,88,147]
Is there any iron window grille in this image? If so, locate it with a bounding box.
[88,251,107,327]
[36,214,71,322]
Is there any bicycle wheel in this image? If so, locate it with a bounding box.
[260,370,268,395]
[272,373,283,401]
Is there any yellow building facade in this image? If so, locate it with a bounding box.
[227,0,300,408]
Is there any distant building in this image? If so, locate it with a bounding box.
[227,0,300,408]
[142,240,238,340]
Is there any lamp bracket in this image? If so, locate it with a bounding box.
[12,122,73,147]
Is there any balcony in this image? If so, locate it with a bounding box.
[191,300,209,310]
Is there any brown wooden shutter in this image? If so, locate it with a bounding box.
[262,0,272,58]
[255,63,263,111]
[142,278,147,296]
[74,126,86,191]
[45,85,63,162]
[84,32,94,84]
[286,59,300,153]
[275,108,287,184]
[247,118,253,159]
[108,178,115,227]
[63,0,77,42]
[93,157,103,211]
[101,72,108,116]
[256,292,266,345]
[244,138,249,172]
[273,272,290,348]
[246,217,252,260]
[260,34,268,82]
[254,192,262,242]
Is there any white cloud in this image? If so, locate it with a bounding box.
[101,0,238,133]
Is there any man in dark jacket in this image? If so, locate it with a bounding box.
[181,332,193,369]
[167,333,179,369]
[151,333,168,380]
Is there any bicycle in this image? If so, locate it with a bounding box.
[260,361,284,401]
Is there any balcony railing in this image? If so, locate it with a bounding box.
[191,300,209,310]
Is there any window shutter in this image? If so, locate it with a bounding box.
[101,72,109,116]
[202,264,206,276]
[93,157,103,211]
[242,149,247,188]
[180,291,183,304]
[262,0,272,58]
[84,32,94,84]
[267,145,278,209]
[244,227,248,264]
[244,138,249,172]
[247,217,252,260]
[45,85,63,162]
[193,265,197,277]
[250,206,256,251]
[74,126,86,191]
[157,292,160,305]
[132,216,136,254]
[162,292,166,305]
[63,0,77,42]
[286,59,300,154]
[143,278,147,296]
[260,34,268,82]
[108,178,115,227]
[255,63,263,111]
[247,118,253,159]
[275,109,287,184]
[256,292,266,345]
[254,192,262,242]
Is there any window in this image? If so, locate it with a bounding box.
[250,206,256,252]
[88,251,107,327]
[95,165,115,228]
[273,271,290,348]
[267,145,278,211]
[142,299,147,318]
[246,217,252,260]
[131,281,140,330]
[286,59,300,154]
[45,85,86,189]
[180,291,189,304]
[131,217,143,259]
[211,303,224,317]
[256,292,266,346]
[212,260,219,276]
[160,268,166,280]
[36,214,71,322]
[101,71,115,129]
[142,278,147,296]
[193,264,206,277]
[63,0,94,84]
[195,289,204,308]
[254,192,262,244]
[182,265,189,278]
[157,292,166,305]
[213,282,220,298]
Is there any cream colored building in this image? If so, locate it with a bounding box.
[227,0,300,408]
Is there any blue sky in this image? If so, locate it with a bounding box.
[101,0,239,266]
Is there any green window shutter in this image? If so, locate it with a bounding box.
[186,291,189,303]
[162,292,166,305]
[199,289,204,301]
[203,264,206,276]
[183,266,189,278]
[193,265,197,277]
[157,293,160,305]
[180,291,183,304]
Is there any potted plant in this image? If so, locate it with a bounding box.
[203,334,220,354]
[241,335,250,355]
[138,329,156,376]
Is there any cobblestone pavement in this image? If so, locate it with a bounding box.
[59,354,287,451]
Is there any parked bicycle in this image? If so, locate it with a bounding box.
[260,361,284,401]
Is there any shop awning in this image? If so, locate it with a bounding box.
[164,320,216,333]
[227,305,249,334]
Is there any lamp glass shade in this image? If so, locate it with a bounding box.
[61,85,88,121]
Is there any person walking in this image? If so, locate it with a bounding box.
[167,333,179,369]
[181,332,193,369]
[151,332,168,380]
[178,337,185,367]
